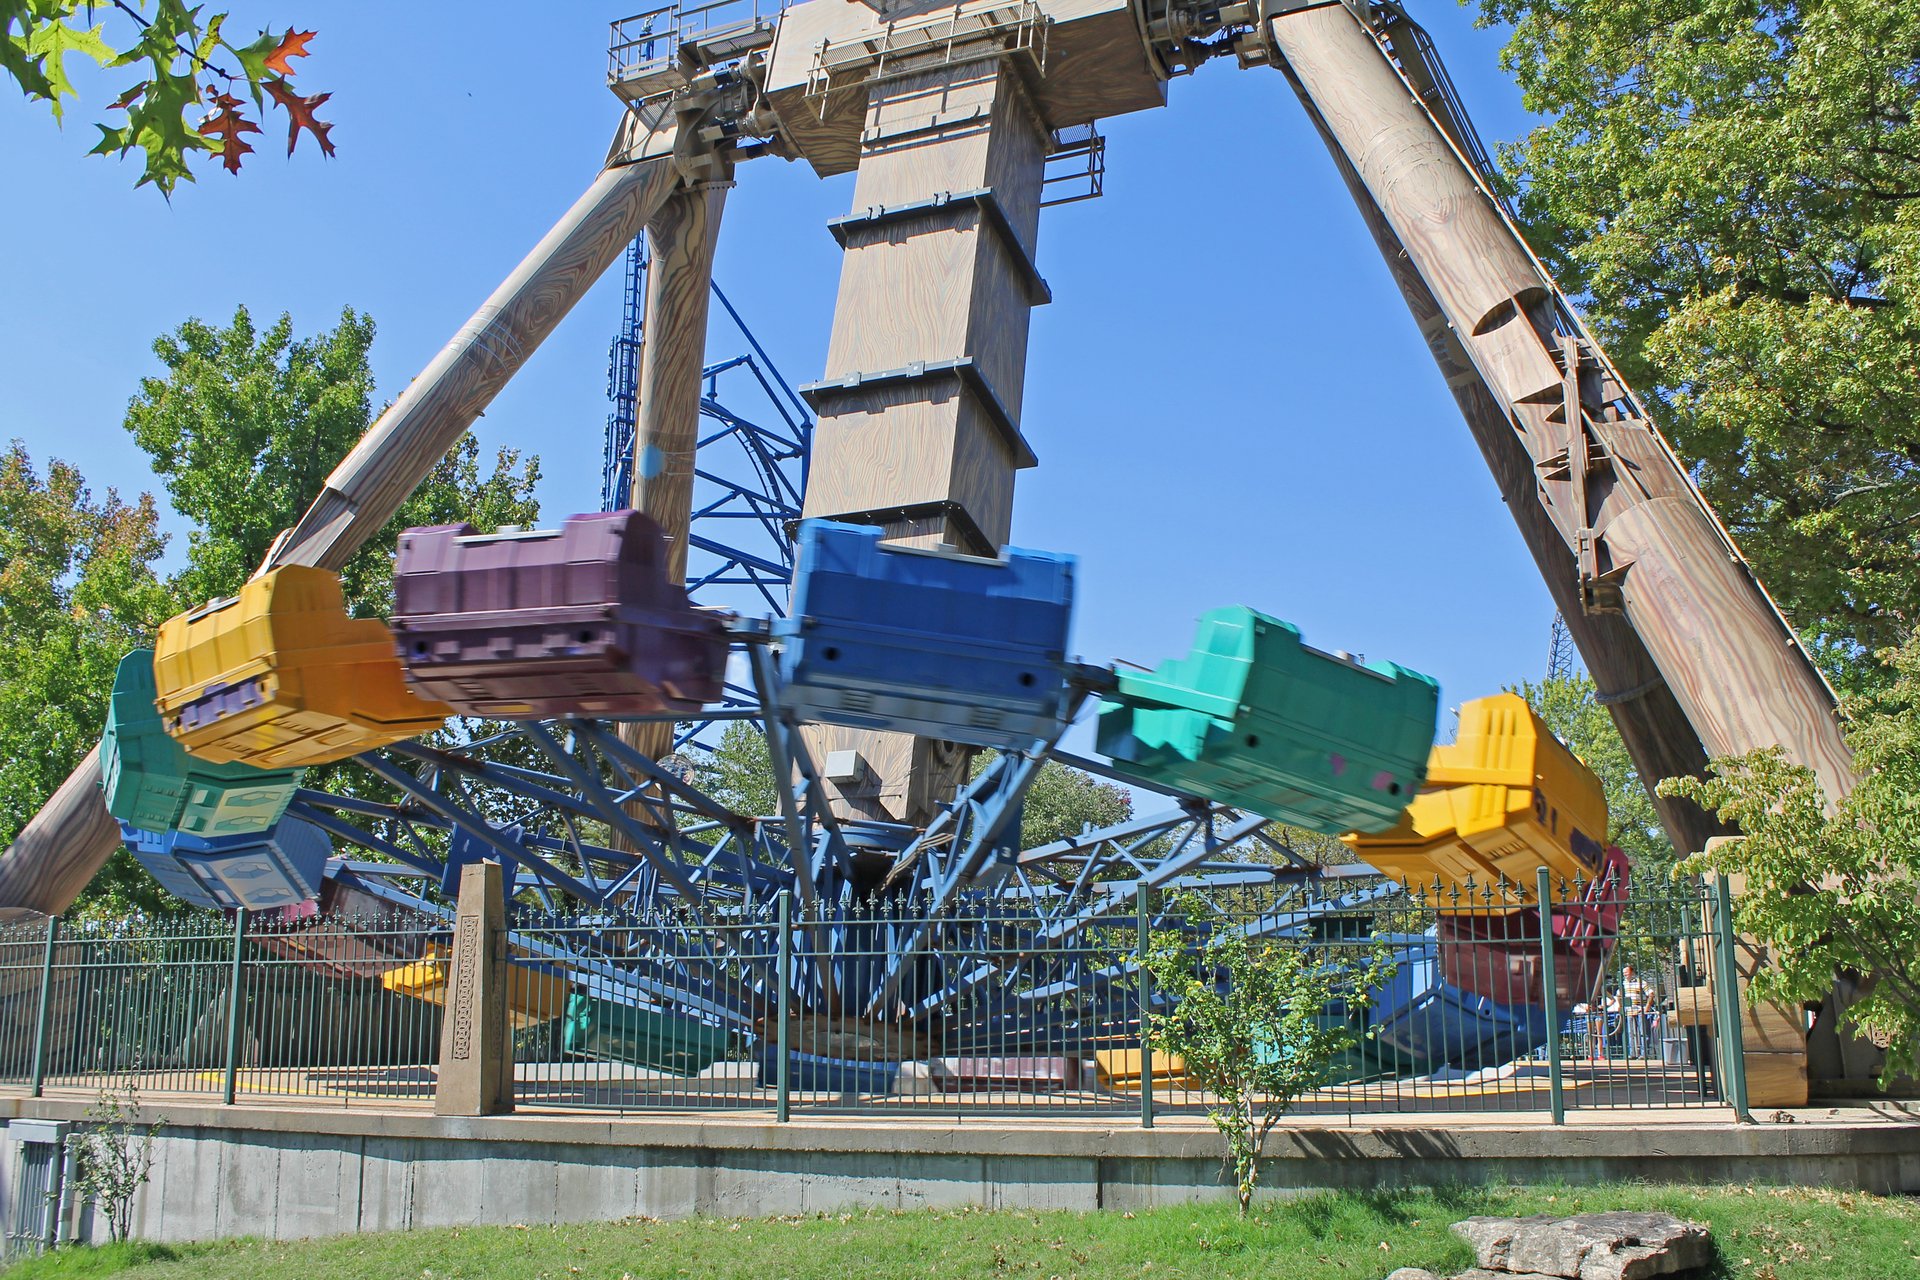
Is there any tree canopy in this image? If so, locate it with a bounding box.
[123,305,542,616]
[3,2,331,193]
[1663,635,1920,1077]
[0,444,171,851]
[1484,0,1920,691]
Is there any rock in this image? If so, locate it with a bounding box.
[1452,1272,1575,1280]
[1383,1270,1442,1280]
[1451,1211,1713,1280]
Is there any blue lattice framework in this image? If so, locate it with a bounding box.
[279,632,1346,1031]
[600,239,811,748]
[601,239,810,614]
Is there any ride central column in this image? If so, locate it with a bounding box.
[797,45,1051,824]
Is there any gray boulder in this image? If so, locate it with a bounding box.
[1383,1270,1443,1280]
[1451,1211,1712,1280]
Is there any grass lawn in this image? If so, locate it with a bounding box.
[4,1184,1915,1280]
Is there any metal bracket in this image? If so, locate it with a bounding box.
[799,357,1039,470]
[1557,334,1625,614]
[805,499,996,559]
[826,187,1051,305]
[1043,123,1105,207]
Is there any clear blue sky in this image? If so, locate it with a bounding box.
[0,2,1553,738]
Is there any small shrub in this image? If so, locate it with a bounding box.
[65,1078,165,1244]
[1142,901,1394,1215]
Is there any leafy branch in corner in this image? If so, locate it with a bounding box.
[3,1,333,194]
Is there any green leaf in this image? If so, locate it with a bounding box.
[194,10,222,65]
[25,14,114,120]
[87,120,128,156]
[229,29,275,104]
[1,0,54,101]
[117,67,213,196]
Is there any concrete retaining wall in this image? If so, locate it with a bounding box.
[2,1100,1917,1244]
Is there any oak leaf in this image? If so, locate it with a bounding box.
[198,88,260,174]
[25,16,115,120]
[264,75,333,158]
[263,28,315,76]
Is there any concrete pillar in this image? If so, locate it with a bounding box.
[434,860,513,1116]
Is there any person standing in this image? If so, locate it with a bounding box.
[1621,964,1651,1058]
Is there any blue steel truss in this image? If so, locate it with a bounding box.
[282,627,1349,1031]
[600,237,811,617]
[599,237,812,750]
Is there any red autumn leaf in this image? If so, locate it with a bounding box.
[199,88,262,175]
[264,29,317,77]
[264,76,335,158]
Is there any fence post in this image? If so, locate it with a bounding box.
[222,908,248,1105]
[29,916,59,1098]
[1137,890,1154,1130]
[434,862,512,1116]
[775,891,792,1123]
[1536,868,1564,1125]
[1711,874,1751,1121]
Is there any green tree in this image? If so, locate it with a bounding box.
[1514,673,1674,882]
[0,443,180,916]
[700,720,782,818]
[1482,0,1920,690]
[4,2,332,193]
[122,305,542,615]
[984,751,1133,848]
[1141,899,1394,1215]
[1661,634,1920,1078]
[0,443,172,845]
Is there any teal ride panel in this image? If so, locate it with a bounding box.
[562,993,733,1074]
[1095,607,1438,835]
[100,650,303,837]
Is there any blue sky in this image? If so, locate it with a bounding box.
[0,2,1552,739]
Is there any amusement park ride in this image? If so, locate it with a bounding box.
[0,0,1861,1103]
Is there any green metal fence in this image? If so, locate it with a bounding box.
[0,873,1747,1122]
[0,912,445,1107]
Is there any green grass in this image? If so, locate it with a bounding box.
[5,1185,1916,1280]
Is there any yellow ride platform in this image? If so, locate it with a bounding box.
[380,944,571,1032]
[1093,1048,1196,1091]
[1344,693,1608,902]
[154,566,452,768]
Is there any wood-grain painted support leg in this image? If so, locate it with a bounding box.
[1266,3,1854,837]
[623,178,732,766]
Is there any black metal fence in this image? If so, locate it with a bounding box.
[0,873,1750,1121]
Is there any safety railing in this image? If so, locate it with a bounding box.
[607,1,773,102]
[0,873,1743,1122]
